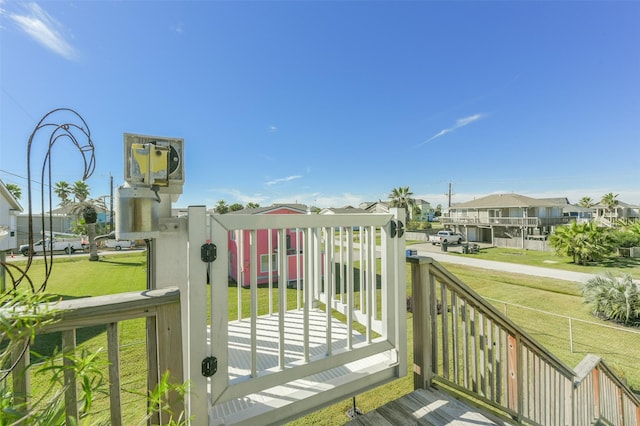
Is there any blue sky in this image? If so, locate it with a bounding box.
[1,1,639,211]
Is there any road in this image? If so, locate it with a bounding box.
[409,242,599,284]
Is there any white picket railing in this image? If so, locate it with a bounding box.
[184,208,407,425]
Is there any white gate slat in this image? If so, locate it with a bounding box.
[347,226,354,350]
[268,229,274,315]
[278,228,287,370]
[250,229,258,378]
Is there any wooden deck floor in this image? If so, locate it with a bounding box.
[345,386,514,426]
[209,309,397,425]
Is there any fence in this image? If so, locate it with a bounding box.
[486,297,640,391]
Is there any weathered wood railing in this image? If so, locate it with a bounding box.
[8,287,182,425]
[409,256,640,425]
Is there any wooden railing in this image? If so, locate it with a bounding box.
[409,256,640,425]
[8,287,183,425]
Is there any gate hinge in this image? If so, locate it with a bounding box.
[390,220,404,238]
[202,356,217,377]
[201,241,217,263]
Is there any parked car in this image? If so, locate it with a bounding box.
[95,231,135,251]
[429,230,464,245]
[104,238,135,250]
[20,238,86,256]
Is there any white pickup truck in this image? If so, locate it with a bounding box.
[429,230,464,245]
[20,238,86,256]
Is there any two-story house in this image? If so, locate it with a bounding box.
[442,193,571,247]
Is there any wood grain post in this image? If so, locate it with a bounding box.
[409,256,434,390]
[11,340,30,416]
[107,322,123,426]
[62,329,79,422]
[156,301,184,424]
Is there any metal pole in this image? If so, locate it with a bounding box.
[569,317,574,353]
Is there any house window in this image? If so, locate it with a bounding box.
[260,254,278,273]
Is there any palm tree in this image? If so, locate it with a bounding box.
[72,180,90,202]
[389,186,415,222]
[577,196,595,208]
[69,201,100,261]
[54,181,72,206]
[583,273,640,326]
[214,200,229,214]
[246,202,260,209]
[601,192,619,224]
[5,183,21,200]
[229,203,244,212]
[549,221,613,265]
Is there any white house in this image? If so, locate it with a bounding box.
[0,179,22,253]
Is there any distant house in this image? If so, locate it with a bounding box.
[443,193,571,246]
[413,199,434,222]
[320,206,368,215]
[16,204,109,246]
[225,204,310,287]
[0,179,23,253]
[593,200,640,225]
[360,201,389,214]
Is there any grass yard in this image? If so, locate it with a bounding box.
[444,246,640,279]
[6,249,640,425]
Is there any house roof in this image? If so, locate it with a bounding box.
[593,200,640,209]
[0,179,23,212]
[225,204,309,215]
[451,193,564,209]
[320,207,368,214]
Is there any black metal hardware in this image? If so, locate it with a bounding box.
[201,242,217,262]
[390,220,405,238]
[202,356,217,377]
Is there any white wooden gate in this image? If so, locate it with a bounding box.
[183,207,406,425]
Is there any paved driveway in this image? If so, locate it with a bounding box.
[408,242,596,284]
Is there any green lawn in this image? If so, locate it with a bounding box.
[438,245,640,279]
[7,250,639,425]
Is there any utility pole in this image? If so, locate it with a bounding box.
[110,174,114,233]
[445,182,453,208]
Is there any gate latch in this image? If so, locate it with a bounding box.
[202,356,217,377]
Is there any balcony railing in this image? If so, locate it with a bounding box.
[442,216,571,227]
[6,287,182,425]
[409,255,640,425]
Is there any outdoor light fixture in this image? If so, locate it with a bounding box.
[116,133,185,240]
[123,133,184,197]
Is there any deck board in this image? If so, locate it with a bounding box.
[346,387,515,426]
[210,309,396,425]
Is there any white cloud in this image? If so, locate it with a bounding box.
[209,188,269,205]
[9,2,77,60]
[267,125,278,133]
[172,21,185,34]
[271,192,365,208]
[265,175,302,187]
[417,113,487,147]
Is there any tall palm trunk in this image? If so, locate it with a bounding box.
[80,205,99,261]
[86,222,99,261]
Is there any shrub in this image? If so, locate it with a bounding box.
[582,273,640,326]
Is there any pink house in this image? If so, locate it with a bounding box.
[227,204,310,288]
